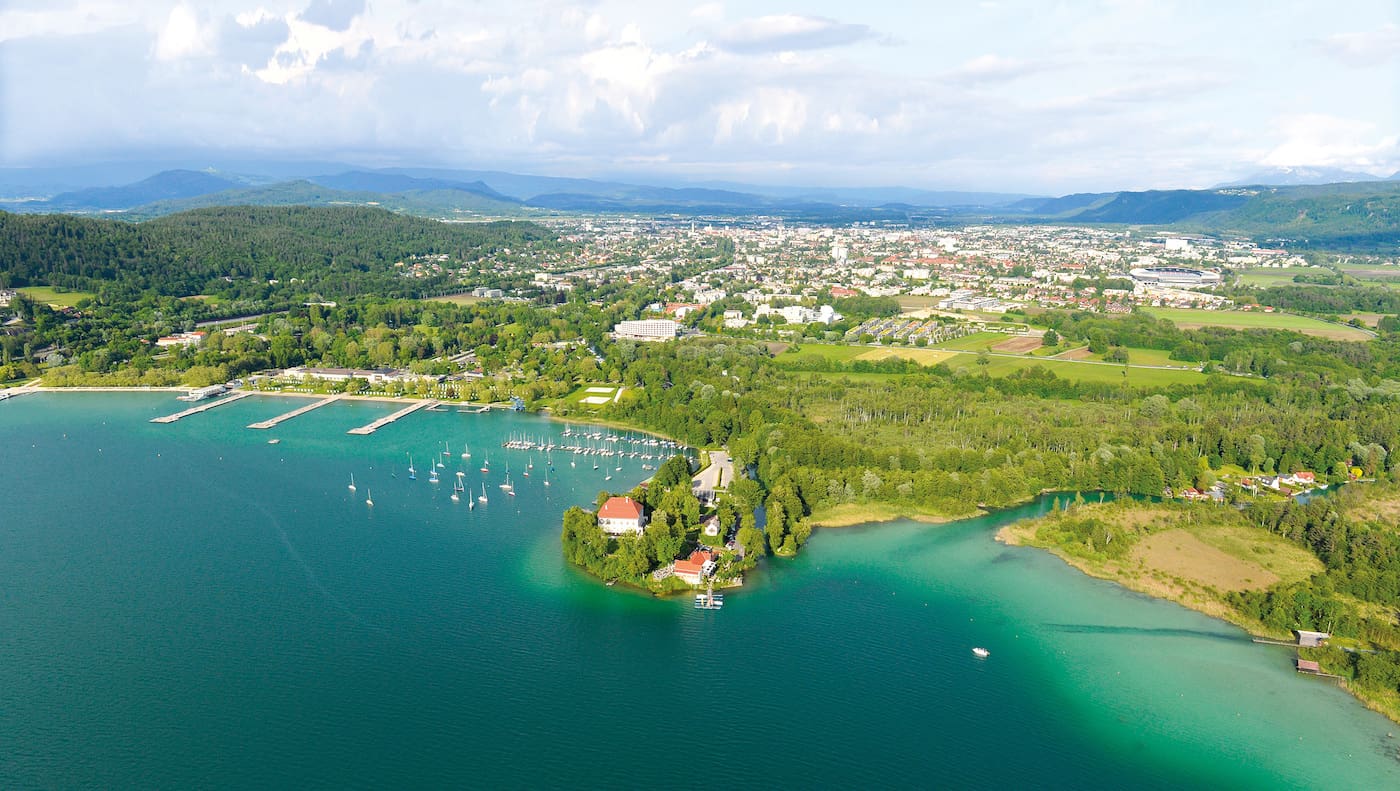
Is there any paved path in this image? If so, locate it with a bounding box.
[693,450,733,493]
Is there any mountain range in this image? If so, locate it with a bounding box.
[1,163,1396,250]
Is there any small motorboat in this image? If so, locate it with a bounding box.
[972,647,990,659]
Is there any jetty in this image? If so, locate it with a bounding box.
[150,391,254,423]
[247,395,340,429]
[347,399,436,435]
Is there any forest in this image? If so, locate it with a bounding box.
[0,206,557,301]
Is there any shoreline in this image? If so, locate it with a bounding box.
[995,519,1400,727]
[808,502,982,528]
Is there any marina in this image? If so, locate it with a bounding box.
[347,399,437,435]
[246,395,341,429]
[149,390,254,423]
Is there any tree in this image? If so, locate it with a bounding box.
[737,526,765,558]
[1042,329,1059,347]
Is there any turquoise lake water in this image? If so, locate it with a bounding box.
[2,392,1398,788]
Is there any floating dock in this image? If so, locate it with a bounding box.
[347,399,436,435]
[247,395,340,429]
[150,391,254,423]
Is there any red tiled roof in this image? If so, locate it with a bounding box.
[598,496,643,520]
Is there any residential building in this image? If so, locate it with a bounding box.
[672,548,717,585]
[613,318,679,341]
[598,496,647,535]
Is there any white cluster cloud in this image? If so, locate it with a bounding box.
[0,0,1396,190]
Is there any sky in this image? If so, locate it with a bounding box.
[1,0,1397,193]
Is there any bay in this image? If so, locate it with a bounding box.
[2,393,1398,788]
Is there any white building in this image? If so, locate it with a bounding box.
[598,496,647,536]
[613,319,679,341]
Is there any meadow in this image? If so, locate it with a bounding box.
[1144,307,1373,341]
[17,286,96,307]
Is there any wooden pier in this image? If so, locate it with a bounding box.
[150,391,254,423]
[347,399,436,435]
[247,395,341,429]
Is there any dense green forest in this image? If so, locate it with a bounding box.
[0,206,556,300]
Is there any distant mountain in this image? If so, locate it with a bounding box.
[666,181,1039,208]
[127,179,526,218]
[1069,189,1251,224]
[309,171,518,203]
[1007,192,1116,216]
[1218,166,1387,188]
[41,170,242,210]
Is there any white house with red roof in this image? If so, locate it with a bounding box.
[598,496,647,536]
[672,549,717,585]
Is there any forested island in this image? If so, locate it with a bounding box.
[4,204,1400,721]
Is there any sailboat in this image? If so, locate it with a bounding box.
[461,444,471,459]
[407,454,417,480]
[478,483,488,504]
[365,488,374,507]
[543,467,551,487]
[348,473,357,492]
[468,498,475,510]
[451,476,463,501]
[480,455,490,474]
[499,471,514,491]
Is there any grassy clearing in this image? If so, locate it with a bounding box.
[1144,307,1373,341]
[808,501,980,527]
[1346,312,1386,328]
[999,501,1322,635]
[928,331,1004,351]
[17,286,96,307]
[938,352,1207,386]
[780,339,1209,385]
[1235,268,1323,286]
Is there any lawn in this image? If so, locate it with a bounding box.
[17,286,96,307]
[928,331,1004,351]
[1235,268,1323,286]
[1144,307,1373,341]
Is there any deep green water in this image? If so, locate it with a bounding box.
[2,393,1399,789]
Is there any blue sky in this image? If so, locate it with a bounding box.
[1,0,1396,192]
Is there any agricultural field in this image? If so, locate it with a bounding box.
[851,347,957,365]
[17,286,96,307]
[1234,267,1325,286]
[990,335,1043,354]
[1144,307,1373,341]
[779,344,956,366]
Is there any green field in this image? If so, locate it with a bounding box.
[928,331,1005,351]
[1144,307,1373,341]
[17,286,96,307]
[781,341,1207,386]
[1235,268,1323,286]
[936,352,1206,386]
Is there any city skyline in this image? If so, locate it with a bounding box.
[2,0,1397,192]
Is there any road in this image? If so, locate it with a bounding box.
[693,449,733,493]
